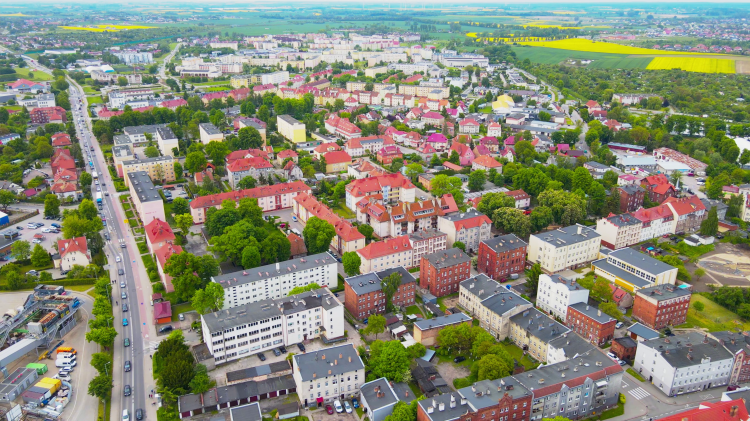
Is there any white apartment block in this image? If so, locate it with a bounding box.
[459,274,533,340]
[212,253,338,309]
[113,50,153,64]
[596,213,642,250]
[527,225,602,273]
[536,274,589,320]
[436,209,493,254]
[357,235,414,273]
[201,288,343,364]
[634,332,733,396]
[293,343,365,407]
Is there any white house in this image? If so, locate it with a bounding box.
[56,236,90,271]
[536,274,589,320]
[292,343,365,407]
[527,225,602,273]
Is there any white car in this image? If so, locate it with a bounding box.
[344,400,352,413]
[116,256,121,263]
[41,228,52,233]
[26,223,38,229]
[333,400,343,413]
[606,352,617,359]
[32,239,41,244]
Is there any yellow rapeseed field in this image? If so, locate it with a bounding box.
[58,24,156,32]
[517,39,722,55]
[0,13,28,17]
[646,57,736,73]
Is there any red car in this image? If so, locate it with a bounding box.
[326,405,334,415]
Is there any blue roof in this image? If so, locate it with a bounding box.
[421,349,435,362]
[627,322,660,340]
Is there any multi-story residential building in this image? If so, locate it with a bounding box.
[471,155,503,172]
[565,303,617,346]
[546,332,596,365]
[518,351,623,421]
[657,399,748,421]
[527,225,602,273]
[360,377,416,421]
[56,236,90,272]
[592,247,678,293]
[293,192,366,255]
[190,181,311,223]
[121,156,176,187]
[201,288,343,364]
[212,252,338,308]
[634,332,733,396]
[122,124,166,144]
[632,205,676,242]
[144,218,175,253]
[199,123,224,145]
[476,234,527,281]
[459,275,533,340]
[325,116,362,140]
[509,308,570,362]
[416,376,532,421]
[419,248,471,297]
[409,229,448,266]
[459,118,480,134]
[663,195,707,234]
[413,313,472,346]
[596,213,642,250]
[700,198,728,221]
[618,185,646,213]
[505,190,531,209]
[292,343,365,407]
[632,284,691,329]
[355,196,460,239]
[30,106,67,124]
[345,173,416,210]
[127,171,165,225]
[155,126,179,155]
[641,174,677,203]
[710,331,750,386]
[344,267,417,319]
[344,136,389,157]
[324,151,353,174]
[113,50,153,64]
[536,274,589,321]
[226,157,274,189]
[278,115,307,144]
[357,236,414,273]
[437,209,493,254]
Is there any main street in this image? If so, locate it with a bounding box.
[67,80,156,420]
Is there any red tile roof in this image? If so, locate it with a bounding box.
[51,133,72,147]
[442,162,463,171]
[190,181,311,210]
[346,173,415,199]
[145,218,176,245]
[459,118,479,126]
[288,232,307,256]
[473,155,503,168]
[58,236,88,259]
[663,195,706,216]
[294,192,365,243]
[227,157,274,172]
[505,189,530,201]
[50,181,77,193]
[153,301,172,319]
[277,149,298,159]
[155,242,183,269]
[314,142,342,154]
[656,400,748,421]
[357,235,412,260]
[160,98,188,109]
[324,150,353,165]
[632,204,674,222]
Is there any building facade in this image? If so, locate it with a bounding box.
[632,284,691,329]
[592,248,678,293]
[527,225,602,273]
[419,248,471,297]
[477,234,527,281]
[536,274,589,321]
[343,267,417,319]
[292,343,365,407]
[565,303,617,346]
[596,214,642,250]
[437,209,493,254]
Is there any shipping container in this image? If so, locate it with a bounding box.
[21,391,45,404]
[26,363,48,375]
[56,347,76,355]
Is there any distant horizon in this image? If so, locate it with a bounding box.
[3,1,750,6]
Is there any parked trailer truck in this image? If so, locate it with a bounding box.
[95,192,102,204]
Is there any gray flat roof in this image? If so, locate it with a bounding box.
[627,322,660,340]
[481,234,527,253]
[112,145,133,158]
[156,126,176,140]
[293,343,364,382]
[592,258,651,289]
[459,376,530,411]
[214,252,336,289]
[569,302,617,324]
[619,185,645,196]
[533,224,600,247]
[613,336,638,349]
[640,331,733,368]
[361,378,398,414]
[423,248,470,270]
[202,288,341,333]
[548,333,596,360]
[278,115,302,125]
[114,134,133,146]
[515,347,620,393]
[123,124,167,136]
[635,284,691,301]
[414,313,471,331]
[607,247,676,275]
[481,290,531,317]
[345,267,415,296]
[226,361,291,383]
[509,308,569,342]
[408,228,445,242]
[127,171,162,203]
[440,208,487,223]
[230,403,262,421]
[200,123,222,135]
[546,274,586,292]
[605,213,640,227]
[459,274,506,301]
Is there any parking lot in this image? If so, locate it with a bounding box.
[3,212,64,258]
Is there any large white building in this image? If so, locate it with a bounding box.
[436,209,493,254]
[536,274,589,320]
[459,274,533,340]
[634,332,733,396]
[112,50,153,64]
[292,343,365,407]
[201,288,344,364]
[591,247,678,293]
[527,225,602,273]
[212,252,338,308]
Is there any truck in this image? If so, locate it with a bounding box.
[92,171,98,180]
[95,192,102,204]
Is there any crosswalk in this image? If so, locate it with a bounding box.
[629,387,650,400]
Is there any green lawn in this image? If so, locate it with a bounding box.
[599,400,625,420]
[83,86,99,95]
[332,204,355,219]
[171,302,193,321]
[627,368,645,382]
[500,341,540,371]
[86,96,104,105]
[405,305,424,318]
[0,263,54,283]
[682,293,750,331]
[64,285,94,292]
[14,67,53,81]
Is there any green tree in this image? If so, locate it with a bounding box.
[468,169,487,192]
[91,352,113,374]
[699,206,719,236]
[144,145,160,158]
[86,326,117,349]
[492,208,531,238]
[381,271,402,312]
[117,76,128,87]
[342,251,361,276]
[171,197,190,216]
[525,263,542,296]
[530,206,553,232]
[237,176,257,190]
[405,163,424,180]
[598,302,621,319]
[302,216,336,254]
[0,190,16,210]
[79,199,98,220]
[694,268,706,282]
[237,126,263,149]
[454,241,466,252]
[241,246,261,269]
[184,152,207,174]
[369,340,411,381]
[164,252,219,302]
[287,283,322,296]
[174,214,194,238]
[189,364,214,394]
[474,354,511,381]
[10,240,30,261]
[693,301,705,314]
[357,225,374,242]
[88,374,113,400]
[30,244,50,268]
[191,283,225,315]
[362,314,386,340]
[592,278,613,302]
[44,194,60,218]
[406,343,427,359]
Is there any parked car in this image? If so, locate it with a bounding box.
[618,360,626,366]
[326,405,334,415]
[334,400,343,413]
[615,322,624,329]
[607,352,617,359]
[273,348,281,357]
[297,343,306,352]
[352,398,359,408]
[279,346,287,354]
[179,314,185,321]
[454,356,466,363]
[159,325,173,334]
[344,400,352,413]
[257,353,266,362]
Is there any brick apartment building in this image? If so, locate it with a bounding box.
[611,336,638,362]
[565,303,617,346]
[417,376,532,421]
[343,267,416,319]
[30,106,67,124]
[477,234,527,281]
[632,284,691,330]
[419,248,471,297]
[711,331,750,386]
[617,185,646,213]
[640,174,677,203]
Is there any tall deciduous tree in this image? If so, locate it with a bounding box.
[191,283,225,315]
[30,244,50,268]
[381,271,402,311]
[700,206,719,236]
[44,194,60,218]
[342,251,361,276]
[10,241,30,261]
[525,263,542,297]
[362,314,386,340]
[302,217,336,254]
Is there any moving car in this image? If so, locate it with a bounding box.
[135,409,143,421]
[124,361,131,372]
[334,400,343,413]
[124,338,130,347]
[124,385,131,396]
[123,318,128,326]
[122,304,128,312]
[118,269,124,275]
[121,292,127,299]
[120,282,126,288]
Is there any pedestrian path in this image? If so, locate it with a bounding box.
[628,387,650,400]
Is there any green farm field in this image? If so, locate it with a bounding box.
[586,57,654,69]
[511,46,627,64]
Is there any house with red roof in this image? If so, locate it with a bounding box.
[96,107,124,120]
[443,161,463,171]
[313,142,342,159]
[293,192,365,254]
[226,157,274,189]
[228,87,251,101]
[421,111,445,127]
[30,106,67,124]
[51,149,76,175]
[376,145,402,165]
[487,122,502,138]
[153,301,173,324]
[472,155,503,171]
[608,284,634,308]
[276,149,299,166]
[145,218,176,253]
[155,242,183,293]
[344,135,392,158]
[190,181,311,223]
[632,204,676,241]
[56,236,90,271]
[445,120,455,136]
[663,195,707,234]
[159,98,188,110]
[604,119,623,132]
[425,133,448,152]
[194,167,215,183]
[437,208,493,253]
[641,174,677,203]
[325,116,362,140]
[479,136,499,152]
[6,79,48,93]
[415,142,437,160]
[345,173,416,210]
[50,181,79,201]
[655,400,747,421]
[402,131,423,148]
[458,118,480,134]
[505,189,530,209]
[586,100,602,111]
[499,147,516,162]
[324,150,353,174]
[253,83,277,95]
[357,235,414,273]
[450,142,475,166]
[473,144,491,158]
[201,91,228,105]
[406,107,424,120]
[51,133,72,148]
[288,232,307,258]
[53,168,78,183]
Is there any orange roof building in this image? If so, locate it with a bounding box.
[357,235,414,273]
[145,218,176,252]
[345,173,416,210]
[56,236,90,271]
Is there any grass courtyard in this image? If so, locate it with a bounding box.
[680,294,750,332]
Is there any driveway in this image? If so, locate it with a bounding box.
[435,361,469,389]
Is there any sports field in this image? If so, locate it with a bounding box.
[646,57,736,73]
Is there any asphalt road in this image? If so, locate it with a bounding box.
[68,83,149,419]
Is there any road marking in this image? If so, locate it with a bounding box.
[628,387,650,400]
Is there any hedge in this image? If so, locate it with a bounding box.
[0,278,97,291]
